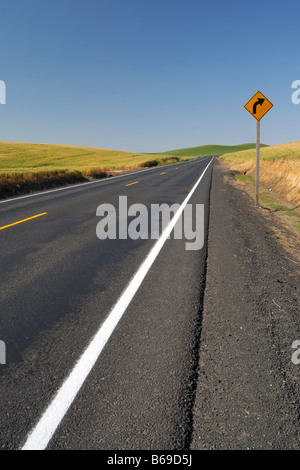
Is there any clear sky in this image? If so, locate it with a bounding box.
[1,0,300,152]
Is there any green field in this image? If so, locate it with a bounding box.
[157,143,268,158]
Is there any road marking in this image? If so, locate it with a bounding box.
[21,157,214,451]
[0,212,48,231]
[0,158,205,206]
[160,172,166,175]
[125,181,139,187]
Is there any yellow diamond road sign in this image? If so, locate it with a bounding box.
[244,91,273,121]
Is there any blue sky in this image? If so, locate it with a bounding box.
[1,0,300,152]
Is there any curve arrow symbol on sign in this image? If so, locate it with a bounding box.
[253,98,265,114]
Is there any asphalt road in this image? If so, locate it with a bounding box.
[0,156,214,450]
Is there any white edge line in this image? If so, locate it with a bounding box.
[0,157,207,206]
[21,157,214,450]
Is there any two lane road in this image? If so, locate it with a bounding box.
[0,156,214,450]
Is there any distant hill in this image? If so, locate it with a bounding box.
[158,143,269,158]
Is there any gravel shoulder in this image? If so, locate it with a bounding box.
[191,160,300,450]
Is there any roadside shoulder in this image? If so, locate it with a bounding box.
[191,160,300,450]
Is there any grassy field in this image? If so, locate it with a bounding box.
[0,142,185,193]
[221,141,300,207]
[0,142,264,174]
[221,141,300,164]
[0,141,269,199]
[0,141,262,184]
[0,142,160,174]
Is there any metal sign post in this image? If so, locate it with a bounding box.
[256,120,260,206]
[244,91,273,207]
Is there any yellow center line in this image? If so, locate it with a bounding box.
[125,181,140,187]
[0,212,48,231]
[160,172,166,175]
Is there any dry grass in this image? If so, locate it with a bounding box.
[0,142,192,197]
[221,141,300,206]
[0,142,160,174]
[221,141,300,163]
